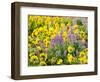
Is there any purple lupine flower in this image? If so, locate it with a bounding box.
[59,32,64,44]
[59,31,63,39]
[55,33,59,42]
[67,30,76,44]
[50,32,64,48]
[50,39,56,48]
[58,32,64,43]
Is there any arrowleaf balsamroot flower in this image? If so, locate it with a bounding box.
[39,53,47,61]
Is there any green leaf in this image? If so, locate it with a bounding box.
[77,19,83,25]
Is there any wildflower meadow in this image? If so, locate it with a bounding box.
[28,15,88,66]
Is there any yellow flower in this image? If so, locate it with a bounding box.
[48,28,53,35]
[49,27,53,32]
[79,31,87,40]
[40,61,47,66]
[83,48,88,55]
[61,23,65,30]
[36,46,42,51]
[38,27,43,32]
[67,22,71,27]
[67,53,73,64]
[28,36,33,42]
[68,45,75,53]
[74,29,79,34]
[31,40,35,44]
[72,24,79,34]
[79,51,88,64]
[31,32,34,37]
[63,37,68,42]
[29,52,35,57]
[28,43,31,47]
[45,42,50,47]
[43,28,48,33]
[62,31,67,38]
[43,25,47,30]
[39,53,47,61]
[29,16,34,23]
[79,57,88,64]
[56,59,63,65]
[53,17,58,23]
[54,30,57,34]
[34,38,40,45]
[79,51,86,58]
[37,16,42,25]
[47,16,51,21]
[55,26,59,33]
[34,30,38,36]
[30,55,39,64]
[73,24,78,29]
[55,23,59,28]
[45,16,51,25]
[48,31,52,36]
[51,34,56,39]
[43,38,50,47]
